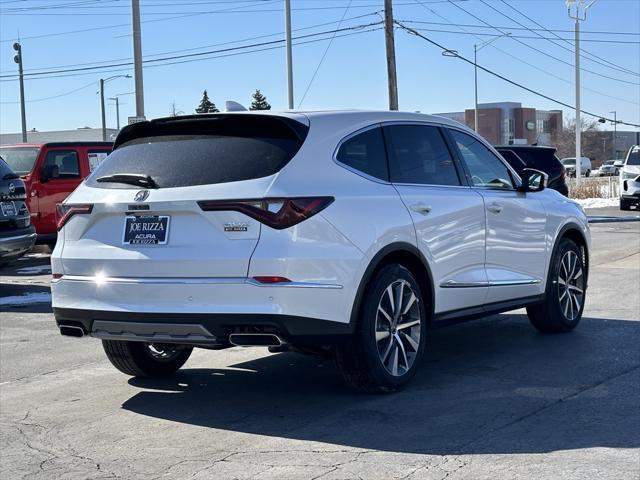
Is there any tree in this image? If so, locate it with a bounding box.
[554,117,602,163]
[169,101,184,117]
[195,90,219,113]
[250,89,271,110]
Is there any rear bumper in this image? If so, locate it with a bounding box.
[54,308,354,346]
[0,226,36,259]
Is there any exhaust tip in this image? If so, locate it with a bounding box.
[228,333,285,347]
[59,325,85,338]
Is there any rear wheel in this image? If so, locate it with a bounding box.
[334,264,427,393]
[102,340,192,377]
[585,169,591,177]
[527,238,585,333]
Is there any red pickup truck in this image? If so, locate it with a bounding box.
[0,142,112,245]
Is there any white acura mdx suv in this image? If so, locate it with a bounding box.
[52,111,590,392]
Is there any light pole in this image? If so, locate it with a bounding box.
[473,33,510,133]
[567,0,596,184]
[284,0,294,109]
[384,0,398,110]
[609,110,617,159]
[108,97,121,130]
[132,0,145,118]
[99,75,130,141]
[13,42,27,143]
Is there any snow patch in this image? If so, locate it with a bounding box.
[0,292,51,306]
[573,197,619,209]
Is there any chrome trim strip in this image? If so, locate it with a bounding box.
[440,280,489,288]
[59,275,343,289]
[440,278,541,288]
[488,279,541,286]
[0,232,36,242]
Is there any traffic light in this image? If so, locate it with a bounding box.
[13,42,21,65]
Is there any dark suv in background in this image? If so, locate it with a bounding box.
[0,157,36,266]
[495,145,569,197]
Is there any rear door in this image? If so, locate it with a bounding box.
[384,123,487,314]
[36,147,86,235]
[60,115,308,279]
[448,129,547,305]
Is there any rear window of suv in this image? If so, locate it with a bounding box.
[87,115,308,189]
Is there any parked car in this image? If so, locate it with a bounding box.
[0,142,112,246]
[597,160,619,177]
[52,112,590,392]
[561,157,592,177]
[0,156,36,266]
[494,145,568,196]
[619,145,640,211]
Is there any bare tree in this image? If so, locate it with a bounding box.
[554,117,603,164]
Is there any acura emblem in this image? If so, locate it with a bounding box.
[8,183,15,194]
[134,190,149,202]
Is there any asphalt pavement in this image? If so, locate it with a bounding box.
[1,208,638,479]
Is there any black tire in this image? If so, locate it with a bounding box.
[334,264,427,393]
[620,198,631,211]
[527,238,586,333]
[102,340,193,377]
[585,169,591,177]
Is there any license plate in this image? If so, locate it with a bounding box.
[123,215,170,245]
[1,202,17,217]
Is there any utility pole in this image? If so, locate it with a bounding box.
[109,97,120,130]
[384,0,398,110]
[13,42,27,143]
[100,79,106,141]
[567,0,595,185]
[132,0,145,118]
[284,0,294,109]
[472,34,509,133]
[609,110,617,159]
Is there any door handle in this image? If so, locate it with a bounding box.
[487,203,503,214]
[410,204,432,215]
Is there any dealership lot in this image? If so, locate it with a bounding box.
[1,215,638,479]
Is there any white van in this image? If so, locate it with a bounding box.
[561,157,592,177]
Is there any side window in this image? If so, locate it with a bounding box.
[450,130,514,190]
[43,150,80,179]
[497,149,525,174]
[336,127,388,181]
[385,125,460,186]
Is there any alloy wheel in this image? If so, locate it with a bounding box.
[146,343,183,362]
[375,279,421,376]
[558,250,584,321]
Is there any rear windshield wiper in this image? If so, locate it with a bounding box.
[2,173,19,180]
[96,173,158,189]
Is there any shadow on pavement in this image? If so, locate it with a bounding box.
[122,314,640,455]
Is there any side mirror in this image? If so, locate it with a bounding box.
[40,165,59,183]
[517,168,547,193]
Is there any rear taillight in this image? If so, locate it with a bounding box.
[56,203,93,231]
[198,197,334,230]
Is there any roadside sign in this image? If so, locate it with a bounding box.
[128,116,146,125]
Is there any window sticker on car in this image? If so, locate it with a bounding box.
[88,152,109,172]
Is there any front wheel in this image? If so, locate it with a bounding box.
[527,238,586,333]
[334,264,427,393]
[585,169,591,177]
[620,198,631,211]
[102,340,193,377]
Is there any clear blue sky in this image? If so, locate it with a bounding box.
[1,0,638,134]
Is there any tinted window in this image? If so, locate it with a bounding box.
[385,125,460,186]
[0,158,17,178]
[497,149,526,174]
[336,127,388,181]
[43,150,80,179]
[627,146,640,165]
[87,149,111,172]
[450,130,513,190]
[89,117,306,189]
[0,147,40,175]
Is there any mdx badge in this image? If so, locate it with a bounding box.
[134,190,150,202]
[224,222,249,232]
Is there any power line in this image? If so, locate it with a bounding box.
[484,0,639,78]
[445,0,639,86]
[395,21,640,128]
[0,80,97,104]
[407,1,639,106]
[0,22,382,80]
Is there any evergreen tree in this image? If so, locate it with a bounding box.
[250,89,271,110]
[195,90,219,113]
